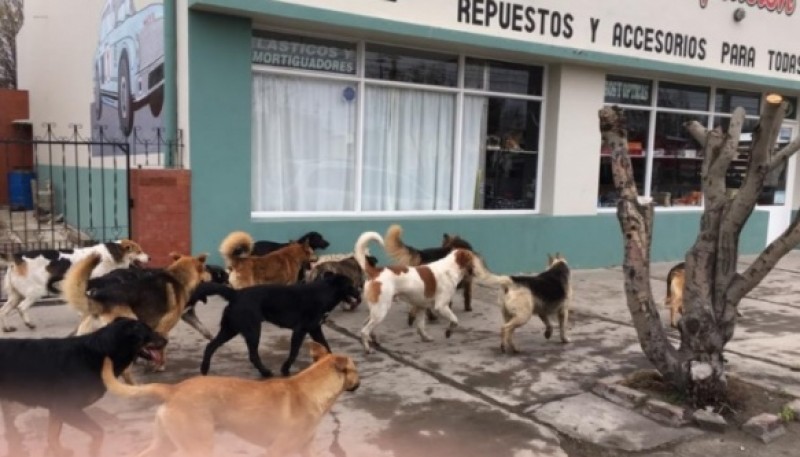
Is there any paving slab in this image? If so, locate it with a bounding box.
[532,393,702,452]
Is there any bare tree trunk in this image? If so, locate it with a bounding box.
[599,95,800,406]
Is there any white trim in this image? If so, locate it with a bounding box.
[354,40,366,212]
[252,64,358,83]
[452,54,465,209]
[251,209,540,221]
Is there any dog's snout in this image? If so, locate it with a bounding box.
[347,381,360,392]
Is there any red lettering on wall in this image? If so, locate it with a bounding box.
[699,0,795,15]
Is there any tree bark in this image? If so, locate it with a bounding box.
[600,95,800,406]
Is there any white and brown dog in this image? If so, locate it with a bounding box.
[0,241,149,332]
[354,231,476,353]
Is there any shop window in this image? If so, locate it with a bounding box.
[598,76,777,209]
[251,31,544,214]
[365,44,458,87]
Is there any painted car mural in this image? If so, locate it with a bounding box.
[93,0,164,137]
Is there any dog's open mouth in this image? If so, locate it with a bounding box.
[345,294,361,308]
[138,338,167,366]
[131,259,146,269]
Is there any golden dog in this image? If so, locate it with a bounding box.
[102,342,359,457]
[220,230,316,288]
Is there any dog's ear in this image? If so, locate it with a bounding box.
[196,253,208,264]
[547,253,553,265]
[169,251,182,261]
[309,341,329,361]
[334,356,349,372]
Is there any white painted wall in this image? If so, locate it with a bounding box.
[277,0,800,85]
[540,65,606,215]
[17,0,104,140]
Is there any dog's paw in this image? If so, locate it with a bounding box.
[445,329,453,339]
[2,326,16,333]
[560,336,572,344]
[464,306,473,312]
[260,369,275,378]
[407,315,415,327]
[23,322,36,330]
[544,328,553,340]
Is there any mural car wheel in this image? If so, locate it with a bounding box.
[94,67,103,120]
[118,51,134,137]
[149,86,163,117]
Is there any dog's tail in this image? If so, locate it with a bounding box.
[186,281,238,308]
[219,231,254,267]
[471,256,513,287]
[384,224,419,266]
[355,231,383,278]
[101,358,174,401]
[61,253,103,315]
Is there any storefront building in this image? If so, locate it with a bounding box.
[17,1,800,271]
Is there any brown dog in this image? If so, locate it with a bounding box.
[665,262,685,328]
[220,230,316,288]
[102,341,360,457]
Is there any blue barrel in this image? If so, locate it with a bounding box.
[8,170,34,211]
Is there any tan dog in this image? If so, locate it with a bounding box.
[355,231,477,353]
[61,252,208,369]
[665,262,685,328]
[102,341,360,457]
[475,254,572,353]
[220,230,316,288]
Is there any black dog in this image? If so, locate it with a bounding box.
[199,273,360,377]
[0,318,166,457]
[250,231,330,256]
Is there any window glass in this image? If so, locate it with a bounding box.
[605,76,652,106]
[365,44,458,86]
[784,95,798,120]
[482,98,541,210]
[361,86,456,210]
[252,74,357,211]
[465,58,543,96]
[657,82,709,111]
[651,113,708,206]
[598,109,649,207]
[715,89,760,116]
[251,31,357,75]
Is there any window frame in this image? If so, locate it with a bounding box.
[250,29,548,219]
[598,77,771,213]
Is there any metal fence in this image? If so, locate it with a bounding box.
[0,124,183,298]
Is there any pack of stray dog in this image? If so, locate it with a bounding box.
[0,224,587,457]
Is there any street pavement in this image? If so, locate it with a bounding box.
[2,252,800,457]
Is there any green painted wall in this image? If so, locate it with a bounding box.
[187,9,769,273]
[37,165,129,242]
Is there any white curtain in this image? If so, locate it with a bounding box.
[252,74,357,211]
[362,86,455,211]
[460,96,487,209]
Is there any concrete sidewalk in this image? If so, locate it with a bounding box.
[3,252,800,456]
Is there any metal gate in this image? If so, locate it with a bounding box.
[0,124,132,255]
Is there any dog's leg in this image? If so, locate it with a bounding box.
[0,293,22,332]
[557,306,571,343]
[415,307,434,342]
[201,325,239,375]
[308,326,332,353]
[152,407,214,457]
[241,324,273,378]
[501,318,527,354]
[434,298,460,339]
[1,400,28,457]
[75,314,98,336]
[46,414,72,457]
[361,303,389,354]
[539,313,554,340]
[16,296,39,330]
[58,409,104,457]
[463,278,473,312]
[407,306,418,327]
[281,329,309,376]
[181,307,214,340]
[135,412,177,457]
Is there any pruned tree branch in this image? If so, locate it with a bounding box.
[770,134,800,171]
